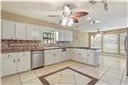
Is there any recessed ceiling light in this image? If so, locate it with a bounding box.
[87,17,91,20]
[95,20,100,23]
[89,20,100,24]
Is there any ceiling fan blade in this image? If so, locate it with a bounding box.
[71,11,88,18]
[102,0,108,11]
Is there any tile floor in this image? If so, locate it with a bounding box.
[1,54,128,85]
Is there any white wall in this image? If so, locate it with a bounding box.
[71,30,89,47]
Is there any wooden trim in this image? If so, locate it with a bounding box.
[118,34,120,55]
[1,11,73,31]
[101,34,103,53]
[88,33,91,47]
[89,28,127,35]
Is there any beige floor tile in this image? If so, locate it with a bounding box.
[59,74,75,84]
[75,73,92,85]
[1,74,20,85]
[45,73,61,84]
[21,78,43,85]
[20,71,37,83]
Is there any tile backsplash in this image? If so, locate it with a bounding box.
[1,40,71,52]
[1,40,42,51]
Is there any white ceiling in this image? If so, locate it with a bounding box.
[1,0,128,32]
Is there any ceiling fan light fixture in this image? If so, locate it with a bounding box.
[67,18,74,26]
[63,5,72,17]
[87,17,91,20]
[61,17,68,26]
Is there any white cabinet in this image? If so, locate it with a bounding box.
[62,49,71,61]
[26,24,35,40]
[64,30,73,41]
[1,52,31,77]
[56,29,73,41]
[44,49,62,66]
[56,29,65,41]
[34,26,43,40]
[54,49,62,63]
[1,20,15,39]
[17,52,31,73]
[87,50,100,66]
[26,24,44,40]
[71,49,100,66]
[1,53,17,77]
[44,50,54,66]
[15,22,26,39]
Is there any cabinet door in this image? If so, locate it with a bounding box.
[15,22,26,39]
[26,24,35,40]
[54,50,62,63]
[80,50,87,63]
[71,49,80,61]
[1,53,17,77]
[62,49,70,61]
[17,52,31,72]
[56,29,65,41]
[44,50,54,66]
[64,30,73,41]
[87,50,94,65]
[34,26,43,40]
[1,20,15,39]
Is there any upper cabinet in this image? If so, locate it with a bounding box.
[15,22,26,40]
[56,29,65,41]
[26,24,35,40]
[34,26,43,40]
[56,29,73,41]
[1,20,15,39]
[64,30,73,41]
[1,19,72,41]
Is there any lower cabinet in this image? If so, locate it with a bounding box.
[44,49,63,66]
[62,49,71,61]
[71,49,100,66]
[44,48,100,67]
[71,49,87,63]
[54,49,62,63]
[1,53,17,77]
[1,52,31,77]
[44,49,68,66]
[17,52,31,73]
[44,50,54,66]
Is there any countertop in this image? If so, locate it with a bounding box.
[2,47,100,53]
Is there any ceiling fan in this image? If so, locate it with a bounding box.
[48,4,88,26]
[89,0,108,11]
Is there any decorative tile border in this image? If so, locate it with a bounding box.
[39,67,99,85]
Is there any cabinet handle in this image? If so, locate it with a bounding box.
[13,59,16,63]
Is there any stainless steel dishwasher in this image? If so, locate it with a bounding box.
[31,51,44,69]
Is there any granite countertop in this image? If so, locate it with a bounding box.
[2,47,100,53]
[31,47,100,51]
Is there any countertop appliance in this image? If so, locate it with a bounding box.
[31,51,44,69]
[125,28,128,76]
